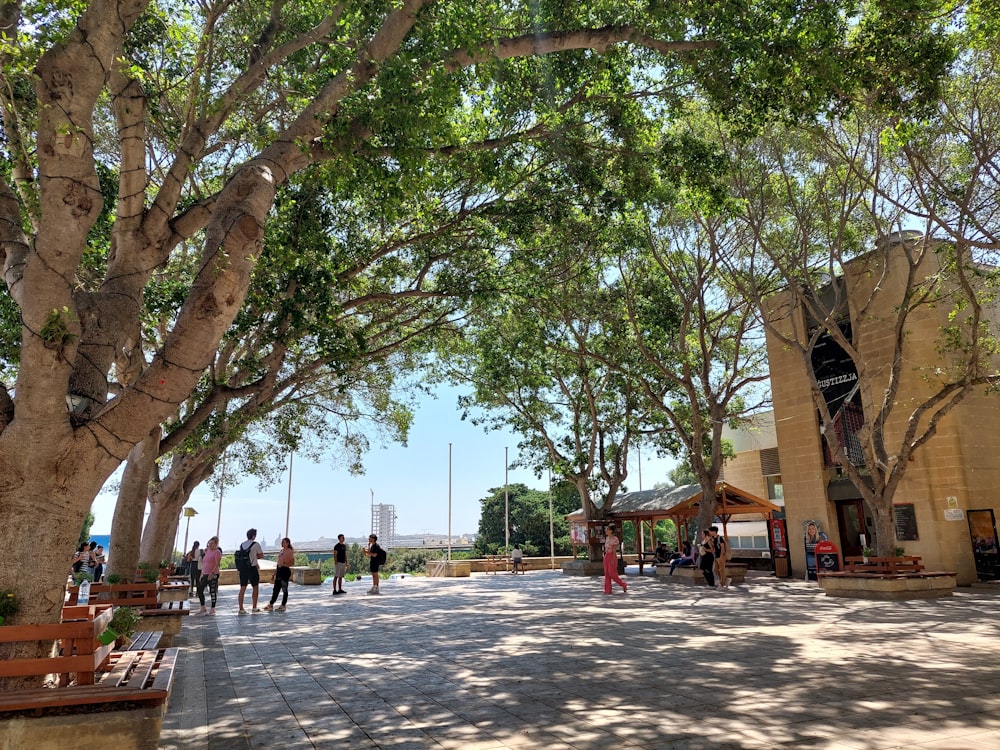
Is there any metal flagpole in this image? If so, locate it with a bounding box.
[448,443,453,562]
[504,447,510,556]
[548,466,555,569]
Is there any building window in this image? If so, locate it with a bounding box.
[766,475,783,501]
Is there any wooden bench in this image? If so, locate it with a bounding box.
[67,582,159,608]
[0,647,177,713]
[843,555,925,574]
[483,554,505,574]
[122,630,166,652]
[0,607,115,687]
[66,583,188,646]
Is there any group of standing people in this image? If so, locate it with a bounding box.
[698,525,730,587]
[231,528,298,613]
[601,524,732,593]
[70,541,106,581]
[330,533,385,595]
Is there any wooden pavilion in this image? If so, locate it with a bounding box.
[567,482,781,574]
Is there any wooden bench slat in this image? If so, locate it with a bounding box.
[101,650,146,688]
[150,648,178,693]
[0,685,170,712]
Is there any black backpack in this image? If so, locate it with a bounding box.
[234,543,251,570]
[375,546,387,566]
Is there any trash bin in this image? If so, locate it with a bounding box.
[774,557,791,578]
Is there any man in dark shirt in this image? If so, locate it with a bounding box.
[332,534,348,595]
[363,534,384,595]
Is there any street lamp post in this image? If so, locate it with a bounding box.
[182,507,198,562]
[548,466,555,570]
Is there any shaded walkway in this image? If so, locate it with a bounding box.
[160,571,1000,749]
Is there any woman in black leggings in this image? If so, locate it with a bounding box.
[264,538,294,611]
[698,529,716,587]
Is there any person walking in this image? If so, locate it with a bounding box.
[185,540,201,597]
[236,528,264,614]
[362,534,385,594]
[332,534,348,595]
[699,529,717,587]
[196,536,222,615]
[602,525,627,595]
[264,537,295,611]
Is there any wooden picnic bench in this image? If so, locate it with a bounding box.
[483,554,506,574]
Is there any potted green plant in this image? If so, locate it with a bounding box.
[73,569,94,585]
[136,561,159,583]
[107,606,142,647]
[0,589,19,625]
[105,573,123,585]
[862,545,875,563]
[893,545,906,558]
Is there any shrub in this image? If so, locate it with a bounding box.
[109,606,142,641]
[0,589,19,624]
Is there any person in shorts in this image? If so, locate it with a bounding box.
[362,534,383,595]
[332,534,348,595]
[237,528,264,613]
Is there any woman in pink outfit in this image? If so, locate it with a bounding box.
[603,525,627,594]
[196,536,222,615]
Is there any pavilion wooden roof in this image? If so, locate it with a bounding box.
[568,482,781,522]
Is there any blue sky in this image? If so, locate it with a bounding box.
[90,385,676,551]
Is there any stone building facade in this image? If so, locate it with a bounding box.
[747,236,1000,585]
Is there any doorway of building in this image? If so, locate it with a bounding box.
[835,499,867,558]
[968,509,1000,581]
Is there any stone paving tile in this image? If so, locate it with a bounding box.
[161,572,1000,749]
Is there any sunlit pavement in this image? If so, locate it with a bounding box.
[159,570,1000,750]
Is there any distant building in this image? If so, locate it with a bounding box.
[371,503,396,549]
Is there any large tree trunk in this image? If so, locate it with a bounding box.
[108,428,161,580]
[0,427,120,678]
[140,456,213,564]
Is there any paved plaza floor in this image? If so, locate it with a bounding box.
[158,570,1000,750]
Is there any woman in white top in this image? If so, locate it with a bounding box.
[602,525,627,595]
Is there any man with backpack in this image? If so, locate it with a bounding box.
[235,528,264,613]
[362,534,386,595]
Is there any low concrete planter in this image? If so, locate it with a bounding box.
[0,701,166,750]
[657,563,748,585]
[560,560,605,576]
[425,561,471,577]
[158,585,189,602]
[290,567,322,585]
[818,572,957,600]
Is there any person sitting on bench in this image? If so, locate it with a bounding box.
[668,542,695,574]
[652,543,673,566]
